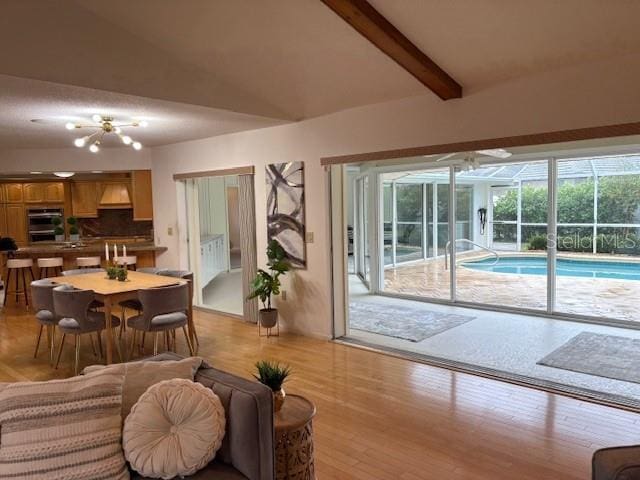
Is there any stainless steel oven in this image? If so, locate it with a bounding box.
[28,208,64,243]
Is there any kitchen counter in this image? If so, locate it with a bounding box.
[8,242,167,255]
[1,242,166,270]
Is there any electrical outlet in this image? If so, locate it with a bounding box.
[167,227,173,236]
[305,231,314,243]
[281,290,287,301]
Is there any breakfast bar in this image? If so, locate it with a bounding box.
[2,241,167,273]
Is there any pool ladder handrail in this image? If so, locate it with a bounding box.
[444,239,500,270]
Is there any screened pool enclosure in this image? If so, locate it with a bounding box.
[349,153,640,324]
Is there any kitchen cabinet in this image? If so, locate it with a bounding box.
[44,182,64,203]
[5,184,23,203]
[0,205,7,237]
[23,183,44,203]
[131,170,153,221]
[0,185,6,203]
[5,204,27,245]
[200,234,226,286]
[71,182,99,218]
[23,182,65,204]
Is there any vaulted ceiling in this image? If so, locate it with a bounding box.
[1,0,640,148]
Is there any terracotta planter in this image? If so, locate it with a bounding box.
[273,388,286,412]
[259,308,278,328]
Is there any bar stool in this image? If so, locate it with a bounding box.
[116,255,137,270]
[37,257,64,279]
[76,256,101,268]
[3,258,35,307]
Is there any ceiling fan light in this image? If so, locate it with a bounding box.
[132,141,142,150]
[74,137,86,148]
[138,120,148,128]
[121,135,132,145]
[89,143,100,153]
[54,172,75,178]
[65,122,76,130]
[92,114,103,123]
[114,126,122,134]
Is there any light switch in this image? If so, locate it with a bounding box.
[167,227,173,236]
[305,231,314,243]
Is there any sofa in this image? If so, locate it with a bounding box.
[593,446,640,480]
[135,352,275,480]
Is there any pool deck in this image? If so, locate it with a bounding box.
[383,251,640,322]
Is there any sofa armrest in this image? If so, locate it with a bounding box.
[593,446,640,480]
[143,354,274,480]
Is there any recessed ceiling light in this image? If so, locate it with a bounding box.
[30,171,43,175]
[91,170,103,174]
[54,172,75,178]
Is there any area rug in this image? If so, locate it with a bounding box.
[538,332,640,384]
[348,301,474,342]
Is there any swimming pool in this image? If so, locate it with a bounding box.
[462,256,640,281]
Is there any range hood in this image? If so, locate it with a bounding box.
[98,183,132,209]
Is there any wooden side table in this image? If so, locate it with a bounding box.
[274,394,316,480]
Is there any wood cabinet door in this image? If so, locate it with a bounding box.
[0,184,6,204]
[132,170,153,221]
[6,204,26,244]
[0,205,7,237]
[5,183,23,203]
[44,182,65,203]
[23,183,45,203]
[71,182,99,218]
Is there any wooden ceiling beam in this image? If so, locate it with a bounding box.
[320,0,462,100]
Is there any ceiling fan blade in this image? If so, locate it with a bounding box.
[435,152,458,162]
[476,148,512,159]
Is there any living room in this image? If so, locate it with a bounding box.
[1,1,640,479]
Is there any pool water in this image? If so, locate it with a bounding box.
[462,256,640,281]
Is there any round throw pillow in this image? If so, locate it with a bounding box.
[123,378,226,479]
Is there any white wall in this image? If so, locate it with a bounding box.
[133,54,640,338]
[0,146,152,172]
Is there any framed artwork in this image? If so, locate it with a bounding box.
[266,161,306,268]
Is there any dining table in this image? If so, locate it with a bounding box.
[48,270,192,364]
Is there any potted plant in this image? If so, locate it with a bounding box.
[248,240,290,329]
[106,265,118,280]
[254,360,291,412]
[67,216,80,242]
[116,267,128,282]
[52,216,65,242]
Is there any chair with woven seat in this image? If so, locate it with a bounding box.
[53,285,122,375]
[30,279,59,365]
[156,269,198,348]
[127,283,194,359]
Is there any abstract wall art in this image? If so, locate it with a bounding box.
[266,161,306,268]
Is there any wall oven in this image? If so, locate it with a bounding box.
[28,208,64,243]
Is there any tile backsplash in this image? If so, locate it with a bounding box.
[78,209,153,238]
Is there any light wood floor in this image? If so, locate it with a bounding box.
[2,304,639,479]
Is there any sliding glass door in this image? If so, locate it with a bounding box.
[354,176,370,285]
[343,152,640,327]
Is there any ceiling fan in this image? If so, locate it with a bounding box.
[435,148,512,171]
